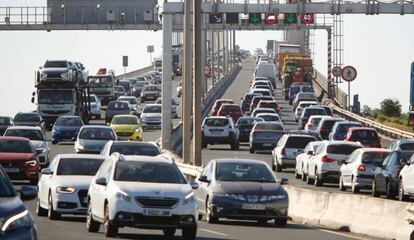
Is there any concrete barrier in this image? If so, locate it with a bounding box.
[115,66,153,79]
[286,185,414,240]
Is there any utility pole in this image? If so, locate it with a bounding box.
[161,14,172,150]
[193,0,202,166]
[182,0,192,163]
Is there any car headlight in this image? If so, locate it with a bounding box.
[56,187,76,194]
[76,142,84,150]
[115,190,131,202]
[135,128,142,133]
[24,160,37,167]
[182,192,195,205]
[40,72,47,79]
[215,193,246,201]
[266,194,288,201]
[0,210,32,233]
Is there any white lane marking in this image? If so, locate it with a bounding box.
[200,228,228,237]
[317,229,369,240]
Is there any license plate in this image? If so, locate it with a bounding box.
[4,168,19,173]
[263,143,272,147]
[143,209,171,217]
[242,204,266,210]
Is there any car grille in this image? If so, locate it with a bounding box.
[78,189,88,208]
[41,110,71,115]
[46,73,62,78]
[0,162,21,168]
[135,197,178,209]
[145,117,161,122]
[117,132,132,137]
[227,209,277,217]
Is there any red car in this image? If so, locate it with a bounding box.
[249,96,274,113]
[211,99,234,116]
[344,127,381,148]
[0,137,41,185]
[217,104,243,122]
[257,100,280,113]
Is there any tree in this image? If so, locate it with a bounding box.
[380,98,402,117]
[361,105,373,117]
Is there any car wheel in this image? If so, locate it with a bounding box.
[301,165,307,182]
[104,204,118,237]
[314,171,323,187]
[36,198,47,217]
[339,174,346,191]
[274,218,287,227]
[86,200,100,233]
[182,226,197,240]
[30,178,39,186]
[163,228,176,239]
[294,169,300,179]
[206,198,218,224]
[48,193,60,220]
[275,158,282,173]
[198,214,203,221]
[249,147,254,154]
[386,181,395,199]
[399,179,409,201]
[371,178,379,197]
[351,176,360,194]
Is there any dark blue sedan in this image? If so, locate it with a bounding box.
[51,116,84,144]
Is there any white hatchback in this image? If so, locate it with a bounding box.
[86,154,198,239]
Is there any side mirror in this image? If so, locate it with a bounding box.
[71,136,77,141]
[41,168,53,175]
[198,175,210,183]
[95,177,107,186]
[341,159,347,165]
[116,79,120,85]
[190,180,199,190]
[280,178,289,185]
[20,186,37,201]
[31,97,35,104]
[307,150,314,156]
[52,139,58,145]
[35,148,45,156]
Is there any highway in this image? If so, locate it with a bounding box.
[15,59,368,240]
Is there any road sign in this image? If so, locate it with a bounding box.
[342,66,357,82]
[332,66,342,77]
[209,13,223,24]
[264,13,278,25]
[226,13,239,24]
[249,13,262,24]
[284,13,297,24]
[301,13,314,24]
[122,56,128,67]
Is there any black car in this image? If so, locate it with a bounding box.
[236,117,264,142]
[0,165,38,239]
[195,159,289,226]
[13,112,45,131]
[372,150,414,198]
[0,116,13,135]
[240,93,260,113]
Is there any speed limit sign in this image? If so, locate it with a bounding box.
[301,13,314,24]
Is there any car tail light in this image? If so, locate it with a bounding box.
[306,123,313,129]
[357,165,366,172]
[25,160,38,167]
[275,107,280,113]
[321,155,336,163]
[281,148,286,156]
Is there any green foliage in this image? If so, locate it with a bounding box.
[380,98,402,117]
[361,105,373,117]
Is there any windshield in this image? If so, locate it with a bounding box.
[108,101,129,110]
[205,118,229,127]
[361,151,389,165]
[0,117,11,125]
[118,81,131,92]
[0,170,16,197]
[38,90,73,104]
[5,129,44,141]
[215,162,276,183]
[112,117,139,125]
[55,117,83,127]
[79,128,116,140]
[57,158,104,176]
[14,114,40,123]
[88,76,113,88]
[109,144,160,156]
[44,60,67,68]
[143,86,161,92]
[143,105,161,113]
[0,140,32,153]
[327,145,361,155]
[114,161,187,183]
[119,98,137,105]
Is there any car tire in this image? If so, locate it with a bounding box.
[182,226,197,240]
[399,179,409,201]
[163,228,176,239]
[386,181,395,199]
[30,178,39,186]
[275,159,282,173]
[371,178,380,197]
[274,218,287,227]
[301,172,307,182]
[339,174,346,191]
[48,193,60,220]
[294,169,300,179]
[314,171,323,187]
[198,214,203,221]
[104,204,118,237]
[86,200,100,233]
[351,176,360,194]
[249,147,254,154]
[36,198,47,217]
[202,140,207,149]
[206,198,218,224]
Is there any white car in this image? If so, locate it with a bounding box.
[140,104,162,129]
[304,115,326,131]
[294,101,318,122]
[399,154,414,201]
[251,108,276,118]
[86,153,198,239]
[255,113,282,124]
[177,81,183,97]
[295,141,323,181]
[307,141,363,186]
[89,94,101,119]
[36,154,105,219]
[3,126,50,167]
[74,125,117,154]
[201,116,239,150]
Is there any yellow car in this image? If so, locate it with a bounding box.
[110,115,142,141]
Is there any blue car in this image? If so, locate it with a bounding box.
[328,121,362,141]
[0,165,38,239]
[51,116,84,144]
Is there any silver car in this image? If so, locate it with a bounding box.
[249,122,285,154]
[155,97,178,118]
[140,104,162,129]
[389,139,414,151]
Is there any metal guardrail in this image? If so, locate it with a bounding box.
[331,105,414,139]
[115,66,153,80]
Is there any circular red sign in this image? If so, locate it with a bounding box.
[265,13,278,25]
[301,13,314,24]
[342,66,357,82]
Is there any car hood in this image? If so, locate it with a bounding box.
[0,196,27,220]
[118,182,192,199]
[54,126,82,132]
[31,140,47,149]
[213,181,283,195]
[0,153,34,161]
[53,175,94,189]
[111,124,139,132]
[142,113,161,118]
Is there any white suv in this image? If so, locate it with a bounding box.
[201,116,239,150]
[307,141,363,186]
[86,153,198,239]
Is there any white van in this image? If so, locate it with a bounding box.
[255,63,276,88]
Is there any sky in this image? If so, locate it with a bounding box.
[1,0,414,116]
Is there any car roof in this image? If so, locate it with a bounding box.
[15,112,39,115]
[348,127,376,131]
[299,101,318,105]
[110,153,172,164]
[285,133,317,138]
[5,126,42,131]
[215,99,233,103]
[214,158,268,165]
[206,116,228,119]
[56,154,106,160]
[304,106,325,110]
[110,141,157,147]
[256,113,279,116]
[394,139,414,144]
[254,108,275,111]
[118,96,136,99]
[112,115,138,119]
[308,115,326,119]
[355,148,391,153]
[57,115,81,119]
[323,140,363,146]
[220,104,240,107]
[145,103,161,107]
[81,125,113,129]
[335,120,361,125]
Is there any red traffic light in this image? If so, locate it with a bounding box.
[301,13,314,24]
[265,13,278,25]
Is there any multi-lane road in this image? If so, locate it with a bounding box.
[17,58,369,240]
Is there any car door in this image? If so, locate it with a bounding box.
[196,162,213,213]
[404,157,414,193]
[39,157,58,207]
[374,153,392,192]
[90,160,110,219]
[310,144,325,178]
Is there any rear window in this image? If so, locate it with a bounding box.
[254,90,270,96]
[108,101,129,110]
[400,143,414,151]
[258,114,280,122]
[205,118,229,127]
[305,109,326,117]
[252,96,273,105]
[237,118,263,125]
[0,118,11,125]
[321,120,339,130]
[110,144,160,156]
[310,117,322,126]
[254,123,284,131]
[285,136,316,148]
[259,102,277,108]
[351,130,378,141]
[336,123,361,133]
[327,145,361,155]
[220,106,241,113]
[361,151,389,165]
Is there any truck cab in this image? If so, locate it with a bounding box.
[87,72,115,106]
